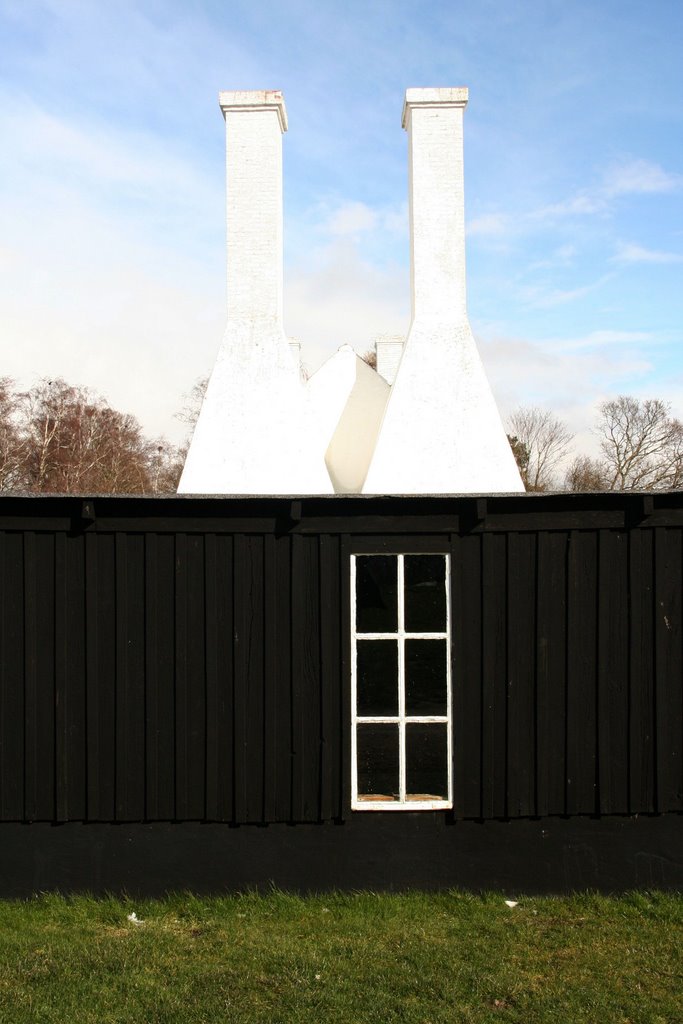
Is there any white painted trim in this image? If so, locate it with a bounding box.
[351,553,453,812]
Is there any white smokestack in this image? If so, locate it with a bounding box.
[179,91,331,495]
[363,88,524,494]
[405,88,468,324]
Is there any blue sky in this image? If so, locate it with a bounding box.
[1,0,682,454]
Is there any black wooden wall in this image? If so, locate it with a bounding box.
[0,493,681,826]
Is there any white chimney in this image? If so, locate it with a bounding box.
[179,91,331,495]
[374,334,405,385]
[363,88,524,494]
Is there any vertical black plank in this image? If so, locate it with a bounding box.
[453,533,482,819]
[25,532,56,821]
[88,532,116,821]
[115,533,145,821]
[340,534,352,821]
[654,528,683,812]
[291,534,322,822]
[597,530,629,814]
[263,533,294,822]
[319,534,342,821]
[628,528,656,813]
[481,532,506,819]
[536,531,568,817]
[205,532,235,822]
[175,533,206,820]
[507,532,536,818]
[566,530,599,815]
[233,534,265,823]
[145,532,175,820]
[0,532,24,820]
[55,532,86,821]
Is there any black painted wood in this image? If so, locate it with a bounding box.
[233,534,265,824]
[1,492,683,848]
[291,534,322,822]
[654,528,683,812]
[454,534,483,819]
[205,532,234,823]
[145,532,175,821]
[566,531,599,815]
[55,532,87,822]
[629,528,656,813]
[1,815,682,898]
[507,532,536,818]
[114,532,145,821]
[597,530,629,814]
[319,534,342,821]
[481,532,507,820]
[175,533,206,820]
[1,532,24,820]
[535,531,567,816]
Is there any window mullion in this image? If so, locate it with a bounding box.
[398,554,406,803]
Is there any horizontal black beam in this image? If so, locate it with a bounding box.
[0,815,680,897]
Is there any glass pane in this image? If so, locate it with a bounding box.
[356,555,397,633]
[357,640,398,716]
[405,639,447,716]
[357,724,399,801]
[404,555,447,633]
[406,723,448,801]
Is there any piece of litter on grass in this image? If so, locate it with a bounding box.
[504,900,518,909]
[127,912,144,925]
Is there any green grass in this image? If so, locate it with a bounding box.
[0,890,681,1023]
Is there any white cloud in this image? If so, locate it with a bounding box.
[285,239,409,370]
[602,159,683,198]
[519,273,613,309]
[326,201,378,237]
[611,241,683,265]
[466,212,511,237]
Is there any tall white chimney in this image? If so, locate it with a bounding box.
[363,88,523,494]
[179,91,331,495]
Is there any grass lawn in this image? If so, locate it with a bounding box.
[0,890,680,1023]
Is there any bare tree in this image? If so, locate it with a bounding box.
[10,378,183,494]
[565,454,610,492]
[596,396,683,490]
[507,407,574,491]
[0,377,27,490]
[176,375,209,427]
[360,350,377,370]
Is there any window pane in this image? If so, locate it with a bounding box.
[356,555,397,633]
[404,555,447,633]
[357,724,399,800]
[406,723,448,800]
[405,639,447,716]
[357,640,398,716]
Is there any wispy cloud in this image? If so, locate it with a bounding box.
[466,212,512,237]
[322,199,407,240]
[611,241,683,265]
[520,273,614,309]
[602,159,683,198]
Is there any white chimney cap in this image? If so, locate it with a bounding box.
[402,87,468,129]
[218,89,288,132]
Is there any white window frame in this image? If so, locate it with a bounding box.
[351,552,452,811]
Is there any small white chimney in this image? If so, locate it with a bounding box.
[179,91,330,495]
[363,88,523,494]
[374,335,405,385]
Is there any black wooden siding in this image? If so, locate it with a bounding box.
[0,493,681,824]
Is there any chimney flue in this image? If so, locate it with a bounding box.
[220,90,288,329]
[403,87,469,326]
